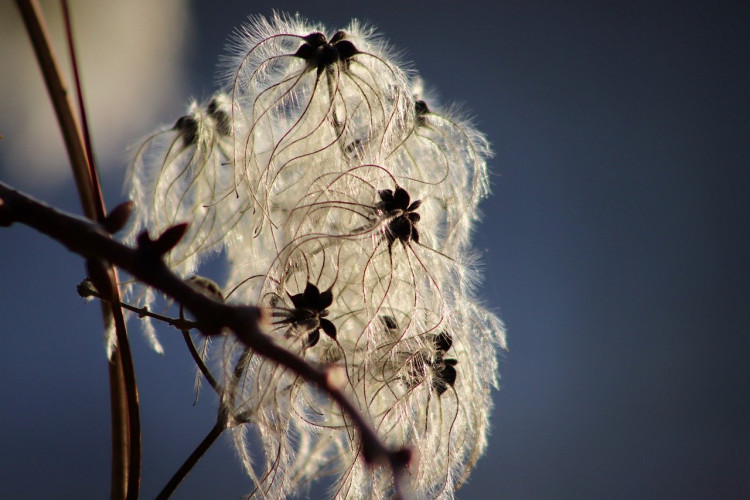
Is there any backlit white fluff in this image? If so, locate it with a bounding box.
[124,11,504,499]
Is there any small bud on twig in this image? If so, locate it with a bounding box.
[186,276,224,302]
[136,223,189,257]
[325,365,347,391]
[391,447,414,471]
[103,201,134,234]
[77,278,98,299]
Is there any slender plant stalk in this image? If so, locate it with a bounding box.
[155,418,228,499]
[181,330,223,397]
[83,284,222,396]
[13,2,141,498]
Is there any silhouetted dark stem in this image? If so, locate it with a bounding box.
[60,0,100,194]
[155,418,227,500]
[181,330,223,397]
[0,183,412,499]
[84,286,222,396]
[14,0,92,210]
[178,303,224,397]
[81,285,198,330]
[13,2,141,498]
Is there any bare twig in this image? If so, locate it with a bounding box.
[155,416,228,500]
[14,0,92,211]
[60,0,100,193]
[0,183,413,497]
[181,329,223,397]
[78,281,198,331]
[80,280,223,398]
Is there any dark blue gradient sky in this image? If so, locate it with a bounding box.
[1,1,749,498]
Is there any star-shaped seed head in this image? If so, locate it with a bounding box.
[402,331,459,396]
[174,115,199,146]
[207,97,231,137]
[430,332,458,396]
[376,186,422,249]
[294,31,360,73]
[280,282,337,347]
[415,99,430,126]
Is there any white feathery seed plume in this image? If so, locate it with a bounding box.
[123,12,505,499]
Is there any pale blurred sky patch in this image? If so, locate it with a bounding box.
[0,1,191,191]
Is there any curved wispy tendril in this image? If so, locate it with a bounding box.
[124,11,505,499]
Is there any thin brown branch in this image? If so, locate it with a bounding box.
[13,2,140,497]
[155,416,228,500]
[81,282,223,397]
[79,282,198,331]
[14,0,93,214]
[181,329,223,397]
[60,0,100,193]
[0,182,413,497]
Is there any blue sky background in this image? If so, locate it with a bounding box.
[1,1,749,498]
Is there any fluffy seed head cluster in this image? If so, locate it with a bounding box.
[125,12,505,499]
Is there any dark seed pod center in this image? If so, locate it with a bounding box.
[207,99,231,137]
[377,186,422,249]
[277,282,338,347]
[415,100,430,126]
[174,115,198,145]
[295,30,360,70]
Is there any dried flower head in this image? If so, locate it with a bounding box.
[124,11,505,499]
